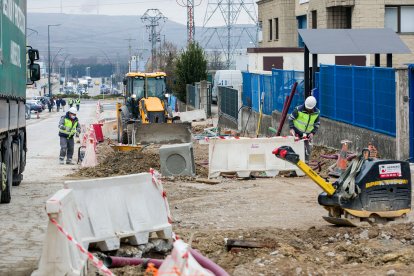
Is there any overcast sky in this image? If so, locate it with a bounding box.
[28,0,257,27]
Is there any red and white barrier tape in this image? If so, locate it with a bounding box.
[49,217,114,276]
[150,168,173,224]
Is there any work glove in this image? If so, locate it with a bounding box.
[289,129,296,137]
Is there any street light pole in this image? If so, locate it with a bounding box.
[48,24,61,97]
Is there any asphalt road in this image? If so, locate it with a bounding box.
[0,101,97,275]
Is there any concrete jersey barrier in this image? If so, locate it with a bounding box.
[64,173,172,250]
[208,137,305,178]
[33,173,172,275]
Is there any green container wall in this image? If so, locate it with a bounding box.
[0,0,27,98]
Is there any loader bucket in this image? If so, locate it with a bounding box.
[135,123,192,145]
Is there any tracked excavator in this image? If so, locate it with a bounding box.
[118,72,191,145]
[273,146,412,226]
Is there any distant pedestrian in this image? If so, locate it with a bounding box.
[47,100,52,112]
[68,98,74,108]
[75,98,81,111]
[61,98,67,112]
[56,98,61,112]
[58,107,81,165]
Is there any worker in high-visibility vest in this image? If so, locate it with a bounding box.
[288,96,320,162]
[68,98,74,108]
[58,107,81,165]
[75,98,81,111]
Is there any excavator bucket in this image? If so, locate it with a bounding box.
[134,123,192,145]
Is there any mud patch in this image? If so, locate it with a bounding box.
[74,142,210,178]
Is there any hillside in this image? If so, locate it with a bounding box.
[27,13,255,62]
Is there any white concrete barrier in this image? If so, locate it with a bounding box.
[98,110,117,123]
[64,173,173,250]
[101,119,118,140]
[208,137,305,178]
[32,189,88,276]
[33,173,172,275]
[177,109,206,122]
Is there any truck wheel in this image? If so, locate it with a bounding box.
[1,138,13,204]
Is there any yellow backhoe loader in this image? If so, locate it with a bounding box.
[118,72,191,145]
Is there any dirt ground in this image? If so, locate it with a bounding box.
[74,142,209,179]
[77,133,414,276]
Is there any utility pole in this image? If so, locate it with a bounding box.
[48,24,61,97]
[124,38,136,58]
[202,0,258,69]
[141,9,167,72]
[177,1,201,45]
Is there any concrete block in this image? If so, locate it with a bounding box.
[160,143,196,177]
[177,109,206,123]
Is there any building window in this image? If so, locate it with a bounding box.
[269,19,273,41]
[311,10,317,29]
[297,15,307,47]
[327,6,352,29]
[258,21,263,42]
[274,18,279,40]
[385,6,414,33]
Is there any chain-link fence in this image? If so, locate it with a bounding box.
[218,86,238,123]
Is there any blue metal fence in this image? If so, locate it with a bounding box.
[242,65,397,137]
[319,65,396,136]
[241,70,305,115]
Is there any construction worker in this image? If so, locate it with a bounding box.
[68,98,74,108]
[288,96,320,162]
[126,94,139,119]
[75,98,81,111]
[58,107,81,165]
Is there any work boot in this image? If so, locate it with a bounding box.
[66,159,75,165]
[59,158,64,165]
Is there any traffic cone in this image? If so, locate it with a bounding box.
[337,140,351,172]
[329,140,351,178]
[81,136,98,168]
[368,142,378,159]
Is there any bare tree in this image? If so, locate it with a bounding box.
[207,50,225,70]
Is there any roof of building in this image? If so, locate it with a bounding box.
[298,28,411,54]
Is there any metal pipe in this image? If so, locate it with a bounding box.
[276,82,298,136]
[103,256,163,269]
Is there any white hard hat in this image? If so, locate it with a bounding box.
[68,107,77,114]
[131,94,137,99]
[305,96,317,109]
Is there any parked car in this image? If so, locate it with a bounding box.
[26,100,43,113]
[25,104,31,119]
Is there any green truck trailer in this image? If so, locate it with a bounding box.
[0,0,40,203]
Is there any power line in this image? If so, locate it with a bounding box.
[176,0,202,45]
[28,0,173,11]
[141,9,167,71]
[202,0,257,69]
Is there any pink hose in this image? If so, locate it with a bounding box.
[103,249,229,276]
[103,256,163,268]
[189,248,230,276]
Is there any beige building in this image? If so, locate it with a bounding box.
[253,0,414,69]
